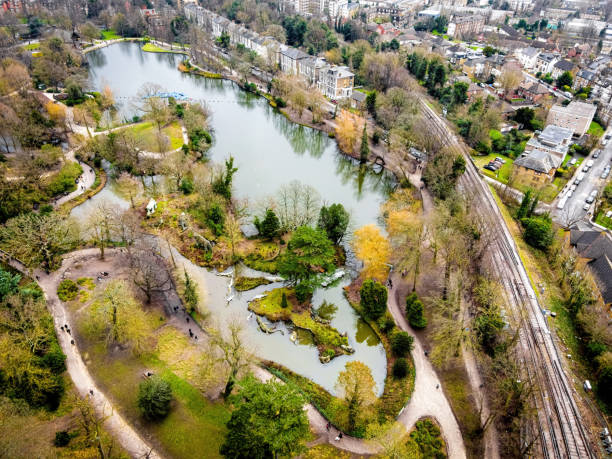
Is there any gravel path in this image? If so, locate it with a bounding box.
[11,249,162,459]
[387,276,467,459]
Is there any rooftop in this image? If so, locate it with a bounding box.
[515,149,558,172]
[554,59,575,71]
[538,125,573,145]
[550,101,597,118]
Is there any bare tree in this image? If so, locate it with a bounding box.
[128,238,171,304]
[211,319,251,399]
[87,201,115,260]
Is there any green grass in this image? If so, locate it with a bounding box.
[249,287,349,355]
[234,276,271,291]
[22,42,40,50]
[595,211,612,229]
[587,121,604,137]
[142,42,187,54]
[100,29,121,40]
[124,121,183,152]
[82,336,230,459]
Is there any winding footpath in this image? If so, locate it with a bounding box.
[5,250,161,459]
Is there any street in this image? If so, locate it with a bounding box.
[553,133,612,225]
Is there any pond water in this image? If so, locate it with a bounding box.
[82,42,392,395]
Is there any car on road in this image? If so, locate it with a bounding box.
[566,190,573,198]
[575,172,586,184]
[593,150,600,159]
[570,184,577,191]
[583,202,591,211]
[585,190,597,204]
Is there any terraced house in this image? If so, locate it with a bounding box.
[184,3,355,99]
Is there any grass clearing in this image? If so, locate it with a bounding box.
[100,29,121,40]
[142,42,187,54]
[587,121,604,137]
[124,121,183,152]
[23,42,40,50]
[76,302,230,458]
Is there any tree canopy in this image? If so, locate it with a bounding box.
[220,375,309,458]
[278,226,335,284]
[317,203,350,245]
[137,376,173,421]
[360,279,388,320]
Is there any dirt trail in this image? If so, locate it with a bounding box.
[387,276,467,459]
[31,249,162,459]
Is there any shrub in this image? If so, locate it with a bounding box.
[406,293,427,329]
[54,430,71,447]
[521,216,554,250]
[295,283,312,303]
[179,177,194,194]
[359,279,387,320]
[392,358,409,379]
[380,313,396,334]
[281,291,288,308]
[205,202,225,236]
[57,279,79,302]
[41,341,66,373]
[258,209,280,239]
[137,376,173,421]
[391,331,414,357]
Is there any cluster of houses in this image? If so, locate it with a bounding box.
[513,101,596,186]
[184,3,355,100]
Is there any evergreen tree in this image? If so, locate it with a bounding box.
[405,292,427,329]
[360,126,369,163]
[516,189,533,220]
[281,291,288,308]
[317,203,350,244]
[183,269,198,313]
[260,209,280,239]
[137,376,173,421]
[359,279,387,320]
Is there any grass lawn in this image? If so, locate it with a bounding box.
[142,42,188,54]
[22,42,40,50]
[100,29,121,40]
[561,154,585,168]
[595,211,612,229]
[80,328,230,459]
[587,121,604,137]
[472,153,514,183]
[126,121,183,152]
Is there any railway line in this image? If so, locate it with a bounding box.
[419,100,595,458]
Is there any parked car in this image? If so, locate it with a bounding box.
[583,202,591,211]
[566,190,573,198]
[484,164,497,171]
[494,157,506,164]
[490,162,501,170]
[569,157,577,166]
[593,150,600,159]
[570,184,577,191]
[586,190,597,204]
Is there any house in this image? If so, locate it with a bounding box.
[299,56,326,85]
[551,60,576,79]
[467,82,484,101]
[515,46,540,70]
[513,149,559,185]
[447,15,485,39]
[462,57,486,79]
[573,69,596,91]
[279,47,310,75]
[351,91,367,110]
[317,65,354,99]
[535,53,559,75]
[569,228,612,306]
[517,80,549,104]
[146,199,157,216]
[546,101,597,137]
[524,125,573,165]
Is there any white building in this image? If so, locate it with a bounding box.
[515,46,540,70]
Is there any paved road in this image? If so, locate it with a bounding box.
[522,71,571,100]
[553,132,612,226]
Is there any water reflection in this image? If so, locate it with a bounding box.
[85,42,390,392]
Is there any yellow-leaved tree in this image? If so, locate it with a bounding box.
[335,110,362,154]
[352,224,391,281]
[46,101,67,128]
[335,360,377,432]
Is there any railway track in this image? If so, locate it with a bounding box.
[420,101,595,458]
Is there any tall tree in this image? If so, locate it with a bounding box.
[335,361,376,431]
[352,224,391,281]
[220,375,309,458]
[212,320,251,399]
[317,203,350,245]
[278,226,335,285]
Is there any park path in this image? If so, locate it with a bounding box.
[387,275,466,459]
[4,249,161,459]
